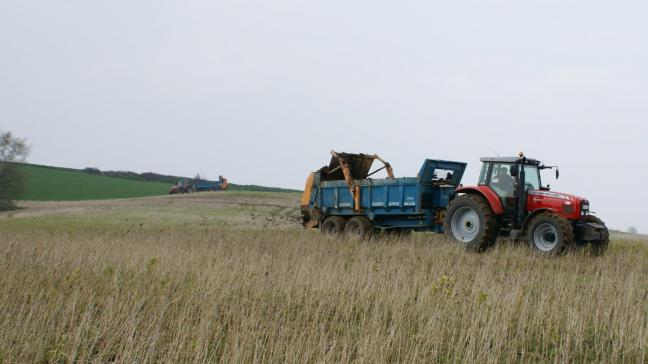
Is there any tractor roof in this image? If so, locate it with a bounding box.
[480,156,541,165]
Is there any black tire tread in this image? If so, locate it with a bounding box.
[344,216,373,240]
[528,212,574,255]
[443,194,499,252]
[321,216,346,237]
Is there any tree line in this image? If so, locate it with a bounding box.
[81,167,183,185]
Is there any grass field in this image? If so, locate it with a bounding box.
[17,164,298,201]
[20,165,171,201]
[0,191,647,362]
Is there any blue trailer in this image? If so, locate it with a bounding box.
[301,151,467,238]
[193,175,229,192]
[194,180,223,192]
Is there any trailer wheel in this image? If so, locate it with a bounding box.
[527,212,574,256]
[321,216,346,238]
[344,216,373,240]
[581,215,609,257]
[443,194,498,252]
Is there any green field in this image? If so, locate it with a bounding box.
[16,164,298,201]
[21,165,170,201]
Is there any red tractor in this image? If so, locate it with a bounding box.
[444,153,608,255]
[168,179,194,194]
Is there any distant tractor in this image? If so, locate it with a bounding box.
[169,179,194,194]
[169,176,229,194]
[444,154,608,256]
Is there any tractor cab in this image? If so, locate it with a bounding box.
[477,155,549,225]
[479,156,541,208]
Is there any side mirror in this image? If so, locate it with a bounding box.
[510,164,519,177]
[555,169,560,179]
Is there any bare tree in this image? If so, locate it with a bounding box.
[627,226,638,235]
[0,131,30,210]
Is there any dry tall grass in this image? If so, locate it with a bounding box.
[1,227,646,362]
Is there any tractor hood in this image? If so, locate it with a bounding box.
[528,190,586,203]
[527,189,589,218]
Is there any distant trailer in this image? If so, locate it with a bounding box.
[169,176,229,194]
[193,176,229,192]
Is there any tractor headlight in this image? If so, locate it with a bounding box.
[581,200,590,215]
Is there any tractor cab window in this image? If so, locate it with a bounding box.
[524,165,541,190]
[478,163,490,185]
[489,163,516,198]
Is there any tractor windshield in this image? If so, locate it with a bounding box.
[490,163,516,197]
[524,165,541,190]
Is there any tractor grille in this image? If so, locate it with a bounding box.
[562,204,574,214]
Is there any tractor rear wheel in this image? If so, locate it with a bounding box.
[321,216,346,238]
[527,212,574,256]
[344,216,373,240]
[581,215,609,256]
[444,194,498,252]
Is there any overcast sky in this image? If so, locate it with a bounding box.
[1,0,647,232]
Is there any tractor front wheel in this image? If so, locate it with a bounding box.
[527,212,574,256]
[444,194,498,252]
[320,216,346,239]
[344,216,373,240]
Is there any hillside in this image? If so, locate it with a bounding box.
[20,164,170,201]
[17,163,299,201]
[76,165,298,193]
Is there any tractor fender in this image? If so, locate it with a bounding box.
[454,186,504,215]
[521,208,560,231]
